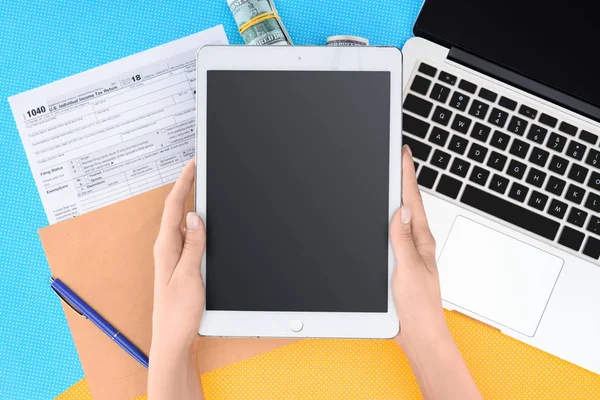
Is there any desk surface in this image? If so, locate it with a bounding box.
[1,1,599,399]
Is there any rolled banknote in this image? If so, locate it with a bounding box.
[227,0,292,46]
[326,35,369,46]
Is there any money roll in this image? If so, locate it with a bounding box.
[228,0,293,46]
[326,35,369,46]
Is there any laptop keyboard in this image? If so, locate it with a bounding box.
[404,61,600,263]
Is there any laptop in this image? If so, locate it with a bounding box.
[401,0,600,373]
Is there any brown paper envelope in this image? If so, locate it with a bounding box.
[39,184,298,400]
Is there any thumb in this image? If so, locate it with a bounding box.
[390,206,419,261]
[176,212,206,276]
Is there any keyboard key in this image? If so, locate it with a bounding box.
[405,94,433,118]
[470,122,491,142]
[489,174,509,194]
[509,138,530,159]
[418,63,437,77]
[587,216,600,235]
[410,75,432,96]
[448,134,469,155]
[487,151,507,171]
[583,237,600,260]
[580,130,598,145]
[488,108,509,128]
[490,130,510,150]
[525,167,547,188]
[439,71,457,85]
[428,126,449,146]
[429,83,451,103]
[414,161,420,172]
[507,116,528,136]
[468,99,489,120]
[567,207,588,228]
[585,192,600,212]
[528,191,548,211]
[450,157,471,178]
[451,114,472,134]
[519,104,538,119]
[558,227,585,251]
[426,128,452,151]
[461,185,560,240]
[548,199,568,219]
[418,166,438,188]
[458,79,477,94]
[588,171,600,192]
[469,166,490,186]
[449,92,470,112]
[546,176,566,196]
[436,174,462,199]
[529,147,550,167]
[403,136,432,161]
[507,159,527,179]
[547,132,568,152]
[403,113,430,138]
[432,105,452,126]
[527,124,548,144]
[467,142,487,163]
[585,149,600,170]
[478,88,497,102]
[566,184,585,204]
[559,121,578,136]
[566,140,587,161]
[509,182,529,202]
[498,96,517,111]
[548,155,569,175]
[539,113,558,128]
[431,149,452,170]
[568,164,589,184]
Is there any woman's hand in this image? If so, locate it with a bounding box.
[149,159,205,400]
[390,146,482,400]
[390,146,447,349]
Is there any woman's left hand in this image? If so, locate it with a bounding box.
[149,158,206,400]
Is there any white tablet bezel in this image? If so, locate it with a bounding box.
[195,45,402,339]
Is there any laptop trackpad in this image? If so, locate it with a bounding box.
[438,216,563,337]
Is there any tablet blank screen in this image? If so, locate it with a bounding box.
[206,71,390,312]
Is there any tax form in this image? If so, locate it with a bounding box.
[9,25,228,224]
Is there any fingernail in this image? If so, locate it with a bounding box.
[403,144,413,157]
[400,206,412,224]
[186,212,199,232]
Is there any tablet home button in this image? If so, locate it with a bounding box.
[289,320,303,332]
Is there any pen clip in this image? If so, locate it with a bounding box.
[50,280,85,318]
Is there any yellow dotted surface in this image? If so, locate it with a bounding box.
[55,378,92,399]
[57,311,600,399]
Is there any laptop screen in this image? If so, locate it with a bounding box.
[414,0,599,112]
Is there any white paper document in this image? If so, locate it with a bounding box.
[9,25,228,224]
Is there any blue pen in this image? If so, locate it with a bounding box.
[50,278,149,368]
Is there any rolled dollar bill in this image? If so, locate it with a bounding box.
[227,0,292,46]
[326,35,369,46]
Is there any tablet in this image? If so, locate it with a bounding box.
[195,46,402,338]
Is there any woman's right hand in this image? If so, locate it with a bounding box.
[390,145,448,349]
[389,145,483,400]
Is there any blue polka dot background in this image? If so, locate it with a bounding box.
[0,1,422,398]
